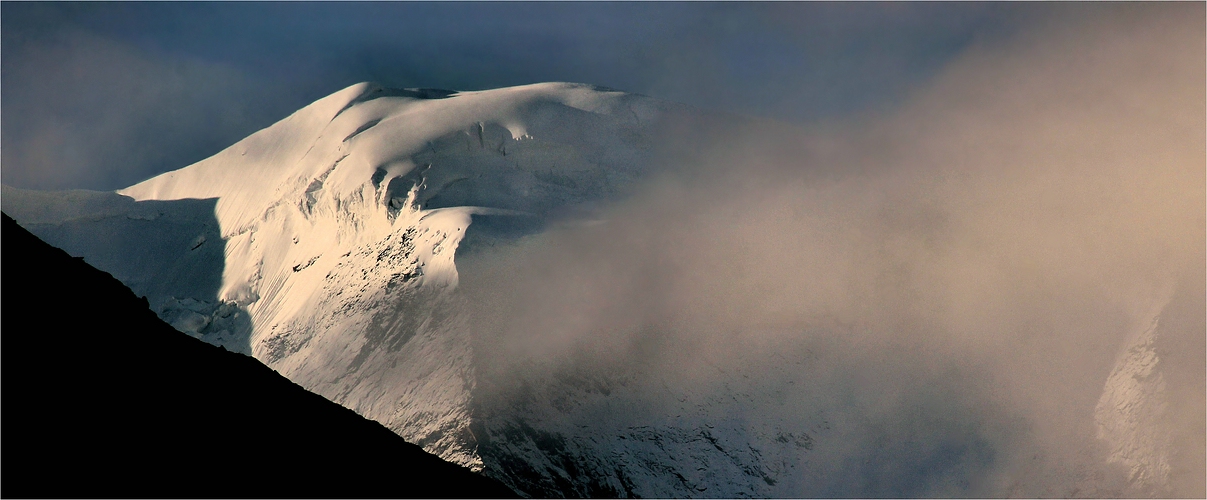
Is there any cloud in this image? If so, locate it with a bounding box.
[454,4,1205,496]
[0,27,292,190]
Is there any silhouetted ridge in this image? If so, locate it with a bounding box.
[0,212,517,499]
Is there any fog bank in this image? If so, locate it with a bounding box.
[457,5,1205,496]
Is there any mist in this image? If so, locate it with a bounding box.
[455,5,1205,496]
[0,27,303,191]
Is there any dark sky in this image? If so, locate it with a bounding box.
[2,2,1035,191]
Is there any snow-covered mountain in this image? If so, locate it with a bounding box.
[4,80,1200,498]
[5,82,802,496]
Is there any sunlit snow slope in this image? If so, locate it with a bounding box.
[102,82,677,473]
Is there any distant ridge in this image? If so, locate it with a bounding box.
[0,212,517,499]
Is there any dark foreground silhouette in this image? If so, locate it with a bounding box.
[1,212,517,499]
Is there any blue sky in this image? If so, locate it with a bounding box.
[3,2,1035,190]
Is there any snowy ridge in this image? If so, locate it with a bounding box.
[1094,292,1176,496]
[60,80,817,496]
[109,81,686,477]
